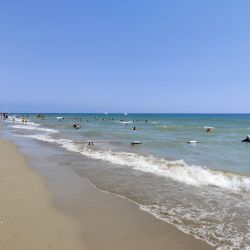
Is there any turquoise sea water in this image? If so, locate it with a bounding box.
[4,113,250,249]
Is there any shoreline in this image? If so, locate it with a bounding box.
[0,132,214,249]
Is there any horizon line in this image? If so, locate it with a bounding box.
[5,112,250,115]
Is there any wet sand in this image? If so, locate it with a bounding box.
[0,136,214,250]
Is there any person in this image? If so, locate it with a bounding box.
[242,135,250,142]
[73,124,81,129]
[12,117,15,123]
[206,128,213,133]
[132,126,136,130]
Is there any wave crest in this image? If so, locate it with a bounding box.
[21,133,250,193]
[11,125,58,133]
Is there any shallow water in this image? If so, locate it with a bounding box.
[4,113,250,249]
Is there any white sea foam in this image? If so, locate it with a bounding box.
[139,204,242,249]
[116,121,134,124]
[22,133,250,193]
[24,134,56,143]
[140,200,250,250]
[11,125,58,133]
[158,125,168,129]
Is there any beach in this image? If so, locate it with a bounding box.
[0,138,85,250]
[2,0,249,248]
[3,113,250,248]
[0,129,214,249]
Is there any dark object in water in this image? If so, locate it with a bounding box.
[88,142,94,145]
[242,135,250,142]
[187,140,197,144]
[37,113,45,119]
[131,141,142,145]
[73,124,81,129]
[204,126,214,133]
[206,128,213,133]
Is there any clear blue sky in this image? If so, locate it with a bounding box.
[0,1,249,113]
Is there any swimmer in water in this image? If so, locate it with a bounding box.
[206,128,213,133]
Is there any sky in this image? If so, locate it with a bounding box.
[0,0,250,113]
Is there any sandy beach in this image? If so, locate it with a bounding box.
[0,134,214,250]
[0,138,85,250]
[1,1,249,248]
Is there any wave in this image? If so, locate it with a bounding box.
[21,133,250,193]
[10,125,58,133]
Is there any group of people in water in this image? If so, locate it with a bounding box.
[0,113,8,120]
[12,115,29,124]
[4,113,250,144]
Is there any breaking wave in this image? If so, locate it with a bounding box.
[22,133,250,193]
[10,125,58,133]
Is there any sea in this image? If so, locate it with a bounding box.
[2,113,250,249]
